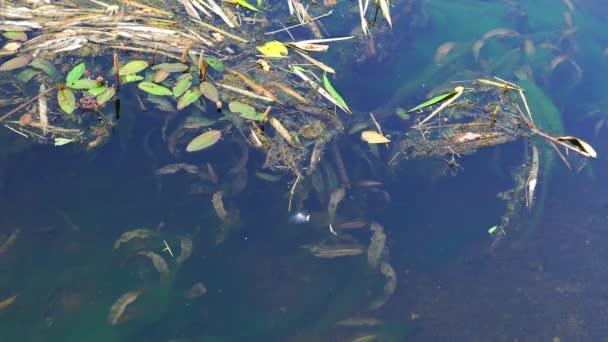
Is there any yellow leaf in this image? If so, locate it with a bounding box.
[361,130,390,144]
[256,41,288,57]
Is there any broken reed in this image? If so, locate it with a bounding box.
[113,52,120,91]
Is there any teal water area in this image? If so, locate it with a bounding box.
[1,0,608,341]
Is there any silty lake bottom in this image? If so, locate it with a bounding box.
[1,0,608,341]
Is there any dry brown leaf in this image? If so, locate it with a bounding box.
[138,251,169,274]
[108,289,144,325]
[361,130,390,144]
[556,136,597,158]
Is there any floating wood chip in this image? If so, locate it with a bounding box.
[108,289,144,325]
[361,130,390,144]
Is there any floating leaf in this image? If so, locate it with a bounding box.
[57,87,76,114]
[186,130,222,152]
[177,89,201,110]
[323,74,351,114]
[66,62,86,83]
[204,57,224,72]
[67,79,98,90]
[119,60,148,75]
[257,0,262,7]
[30,58,60,78]
[88,85,106,96]
[153,70,170,83]
[228,101,261,120]
[122,75,144,84]
[199,82,219,102]
[173,73,192,97]
[256,41,288,57]
[236,0,260,12]
[488,225,498,234]
[361,130,390,144]
[97,87,116,104]
[17,68,38,83]
[138,81,173,96]
[0,56,30,71]
[3,31,27,41]
[407,90,459,113]
[152,63,188,73]
[556,136,598,158]
[54,137,74,146]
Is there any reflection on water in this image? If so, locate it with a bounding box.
[1,0,608,341]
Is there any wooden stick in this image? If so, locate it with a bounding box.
[0,84,58,123]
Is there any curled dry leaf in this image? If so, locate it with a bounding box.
[114,228,156,249]
[184,282,207,299]
[434,41,457,64]
[556,136,597,158]
[361,130,390,144]
[138,251,169,274]
[108,289,144,325]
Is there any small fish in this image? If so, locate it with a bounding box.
[290,211,310,224]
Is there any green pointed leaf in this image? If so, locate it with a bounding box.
[323,74,351,113]
[66,62,86,83]
[3,31,27,41]
[228,101,261,120]
[204,57,224,72]
[119,60,148,75]
[152,63,188,73]
[173,73,192,97]
[488,225,498,234]
[257,0,262,7]
[57,87,76,114]
[0,56,30,71]
[88,85,106,96]
[236,0,260,12]
[186,130,222,152]
[30,58,60,78]
[67,79,98,90]
[138,81,173,96]
[177,89,201,110]
[122,75,144,84]
[54,137,74,146]
[17,68,38,83]
[407,91,458,113]
[96,87,116,104]
[199,82,219,102]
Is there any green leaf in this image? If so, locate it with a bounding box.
[177,89,201,110]
[17,68,38,83]
[173,73,192,97]
[30,58,60,78]
[407,90,458,113]
[257,0,262,7]
[204,57,224,72]
[488,225,498,234]
[186,130,222,152]
[199,82,219,102]
[67,79,98,90]
[3,31,27,41]
[228,101,261,120]
[256,41,288,57]
[96,87,116,104]
[54,138,74,146]
[138,81,173,96]
[119,60,148,75]
[57,87,76,114]
[66,62,86,83]
[323,74,351,113]
[0,56,30,71]
[152,63,188,73]
[236,0,260,11]
[122,75,144,84]
[88,85,106,96]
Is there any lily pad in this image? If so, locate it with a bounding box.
[177,89,201,110]
[186,130,222,152]
[138,81,173,96]
[57,87,76,114]
[119,60,148,75]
